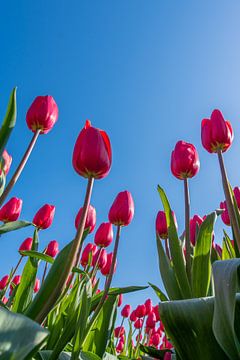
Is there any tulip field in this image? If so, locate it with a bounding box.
[0,87,239,360]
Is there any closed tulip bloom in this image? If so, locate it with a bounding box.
[135,304,146,318]
[80,243,97,267]
[189,215,203,245]
[130,310,137,322]
[136,334,142,342]
[121,304,131,318]
[108,191,134,226]
[151,333,161,347]
[171,141,200,180]
[101,252,117,276]
[114,326,125,338]
[10,275,21,290]
[72,120,112,179]
[34,278,40,293]
[220,201,230,226]
[146,312,156,329]
[201,109,233,153]
[163,353,172,360]
[233,187,240,209]
[1,150,12,175]
[145,298,153,314]
[2,296,8,304]
[26,95,58,134]
[153,305,160,321]
[155,211,177,239]
[46,240,59,258]
[94,222,113,247]
[92,248,107,269]
[118,294,123,307]
[19,237,33,252]
[134,318,143,329]
[33,204,55,230]
[0,197,22,223]
[116,340,124,353]
[213,242,222,258]
[75,204,96,233]
[0,275,9,290]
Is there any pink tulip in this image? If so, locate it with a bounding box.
[114,326,125,337]
[108,191,134,226]
[118,294,123,307]
[92,248,107,269]
[80,243,97,267]
[19,237,33,252]
[46,240,59,258]
[189,215,203,245]
[130,310,137,322]
[121,304,131,318]
[220,201,230,226]
[145,298,153,314]
[134,318,143,329]
[171,141,200,179]
[94,222,113,247]
[34,278,40,293]
[146,312,156,329]
[0,197,22,222]
[1,150,12,175]
[101,252,117,276]
[75,204,96,233]
[135,304,146,318]
[33,204,55,229]
[0,275,9,290]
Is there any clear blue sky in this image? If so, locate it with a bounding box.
[1,0,240,309]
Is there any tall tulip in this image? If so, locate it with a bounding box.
[75,204,96,233]
[33,204,55,230]
[0,197,22,222]
[94,222,113,248]
[108,191,134,226]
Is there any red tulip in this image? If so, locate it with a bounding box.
[34,278,40,293]
[2,296,8,304]
[114,326,125,337]
[189,215,203,245]
[46,240,59,258]
[201,109,233,153]
[213,242,222,258]
[233,187,240,209]
[151,333,161,346]
[220,201,230,226]
[72,120,112,179]
[94,222,113,248]
[163,353,172,360]
[1,150,12,175]
[101,252,117,276]
[80,243,97,267]
[26,95,58,134]
[153,305,160,321]
[134,318,143,329]
[116,340,124,353]
[0,275,9,290]
[156,211,177,239]
[130,310,137,322]
[108,191,134,226]
[121,304,131,318]
[10,275,21,291]
[0,197,22,222]
[135,304,146,318]
[118,294,123,307]
[75,204,96,233]
[171,141,200,180]
[33,204,55,229]
[92,248,107,269]
[146,312,156,329]
[19,237,33,252]
[136,334,142,341]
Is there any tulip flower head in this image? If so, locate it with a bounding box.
[2,296,8,304]
[10,275,21,295]
[26,95,59,134]
[171,141,200,180]
[94,222,113,247]
[0,197,22,223]
[80,243,97,267]
[33,204,55,230]
[201,109,234,153]
[134,318,143,329]
[75,204,96,233]
[19,237,33,252]
[108,191,134,226]
[72,120,112,179]
[153,304,160,321]
[1,150,12,175]
[34,278,40,293]
[189,215,203,246]
[130,310,137,322]
[233,187,240,209]
[135,304,146,318]
[92,248,107,269]
[155,210,177,239]
[114,326,125,338]
[220,201,230,226]
[145,298,153,314]
[118,294,123,307]
[46,240,59,258]
[101,252,117,276]
[121,304,131,318]
[0,275,9,290]
[116,340,124,353]
[146,312,157,329]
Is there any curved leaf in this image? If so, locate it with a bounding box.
[0,87,17,156]
[0,220,32,234]
[20,250,54,264]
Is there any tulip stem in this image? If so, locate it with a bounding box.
[165,239,170,259]
[0,130,41,207]
[34,176,94,324]
[184,178,191,282]
[1,255,23,299]
[42,263,48,284]
[217,150,240,251]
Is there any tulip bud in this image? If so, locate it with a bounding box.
[116,340,124,353]
[80,243,97,267]
[0,275,9,290]
[153,305,160,321]
[118,294,123,307]
[233,187,240,209]
[34,278,40,293]
[163,353,172,360]
[108,191,134,226]
[46,240,59,258]
[213,242,222,258]
[10,275,21,291]
[19,237,33,252]
[189,215,203,245]
[220,201,230,226]
[94,222,113,248]
[171,141,200,179]
[155,211,177,239]
[134,318,143,329]
[121,304,131,318]
[145,298,153,314]
[72,120,112,179]
[136,334,142,341]
[146,312,156,329]
[100,252,117,276]
[151,333,161,347]
[2,296,8,304]
[114,326,125,338]
[135,304,146,318]
[0,197,22,223]
[1,150,12,175]
[26,95,58,134]
[75,204,96,233]
[201,109,234,153]
[92,248,107,269]
[33,204,55,230]
[130,310,137,322]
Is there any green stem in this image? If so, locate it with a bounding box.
[184,178,191,282]
[1,255,23,299]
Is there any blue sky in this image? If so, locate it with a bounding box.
[1,0,240,310]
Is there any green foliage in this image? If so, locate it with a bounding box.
[0,88,17,157]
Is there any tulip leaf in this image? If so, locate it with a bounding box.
[36,351,101,360]
[139,344,172,359]
[0,87,17,157]
[20,250,54,264]
[222,231,236,260]
[191,212,216,297]
[148,282,169,301]
[0,220,32,234]
[0,307,48,360]
[157,185,192,299]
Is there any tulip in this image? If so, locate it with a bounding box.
[72,120,112,179]
[201,109,233,153]
[134,318,143,329]
[75,204,96,233]
[136,334,142,341]
[213,243,222,258]
[34,278,40,293]
[92,248,107,269]
[220,201,230,226]
[171,141,200,180]
[46,240,59,258]
[94,222,113,247]
[163,353,172,360]
[19,237,33,252]
[10,275,21,294]
[26,95,59,134]
[116,340,124,353]
[2,296,8,304]
[100,252,117,276]
[0,275,9,290]
[1,150,12,175]
[189,215,203,245]
[153,305,160,321]
[0,197,22,222]
[80,243,97,267]
[146,312,156,329]
[130,310,137,322]
[118,294,123,307]
[233,187,240,209]
[121,304,131,318]
[33,204,55,230]
[155,211,177,239]
[114,326,125,338]
[135,304,146,318]
[145,298,153,314]
[151,333,161,347]
[108,191,134,226]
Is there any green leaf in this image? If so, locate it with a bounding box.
[0,220,32,234]
[157,185,192,299]
[0,88,17,156]
[139,344,172,359]
[222,231,235,260]
[37,351,101,360]
[20,250,54,264]
[212,259,240,358]
[148,282,168,301]
[0,307,48,359]
[192,212,217,297]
